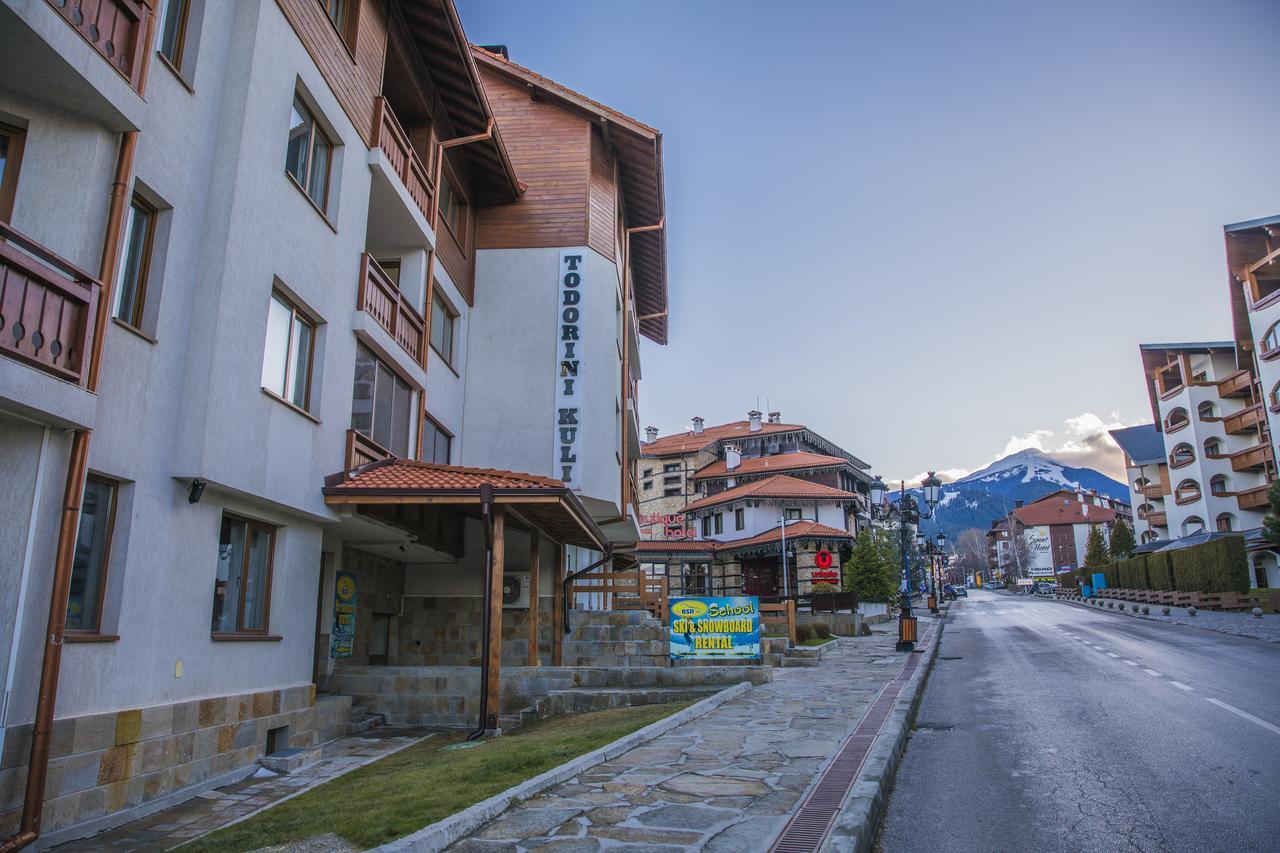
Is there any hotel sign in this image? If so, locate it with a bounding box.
[556,250,584,485]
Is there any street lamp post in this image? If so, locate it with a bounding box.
[869,471,942,652]
[923,530,947,614]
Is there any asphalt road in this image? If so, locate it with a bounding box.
[879,589,1280,853]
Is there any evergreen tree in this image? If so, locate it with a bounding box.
[1264,481,1280,546]
[1108,518,1136,561]
[1084,524,1109,568]
[844,529,896,602]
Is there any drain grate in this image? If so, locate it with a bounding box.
[940,655,963,660]
[769,622,937,852]
[914,723,954,732]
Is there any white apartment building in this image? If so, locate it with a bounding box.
[0,1,666,844]
[1109,424,1171,544]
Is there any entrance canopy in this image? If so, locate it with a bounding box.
[323,459,609,551]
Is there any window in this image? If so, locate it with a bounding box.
[1216,513,1235,532]
[1133,477,1150,492]
[642,481,653,491]
[1169,443,1195,468]
[1198,401,1217,420]
[701,516,711,537]
[1164,408,1189,432]
[437,177,464,237]
[429,288,456,366]
[321,0,347,28]
[663,463,680,473]
[261,291,315,410]
[734,508,745,530]
[0,122,24,222]
[285,94,333,213]
[1204,438,1222,457]
[663,487,680,497]
[212,515,275,634]
[422,415,452,464]
[1137,503,1154,519]
[663,475,680,485]
[1262,321,1280,355]
[1210,475,1230,496]
[112,195,156,327]
[155,0,190,68]
[1181,516,1205,536]
[1141,530,1158,544]
[642,468,653,478]
[785,508,802,521]
[714,513,723,535]
[1271,381,1280,410]
[1174,479,1201,505]
[66,477,117,633]
[351,344,413,457]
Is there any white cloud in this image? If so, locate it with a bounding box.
[902,467,973,485]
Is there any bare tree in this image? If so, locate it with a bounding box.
[953,528,988,575]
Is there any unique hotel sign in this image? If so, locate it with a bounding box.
[556,250,584,485]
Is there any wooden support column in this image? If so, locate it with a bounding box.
[552,543,565,666]
[483,507,505,732]
[527,531,541,666]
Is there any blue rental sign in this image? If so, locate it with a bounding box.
[669,596,761,660]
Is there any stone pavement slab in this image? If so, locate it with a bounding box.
[445,627,912,852]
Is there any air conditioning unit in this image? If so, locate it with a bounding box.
[502,573,530,609]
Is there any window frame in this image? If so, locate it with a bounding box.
[155,0,191,71]
[112,193,158,329]
[320,0,360,51]
[1262,320,1280,358]
[436,174,467,243]
[350,343,416,458]
[422,413,453,464]
[212,513,277,637]
[429,286,457,367]
[285,93,335,215]
[714,513,723,535]
[261,289,317,412]
[785,507,802,521]
[0,121,26,223]
[66,475,119,636]
[701,516,711,537]
[734,508,745,530]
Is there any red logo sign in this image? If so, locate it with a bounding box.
[811,570,839,581]
[814,550,833,569]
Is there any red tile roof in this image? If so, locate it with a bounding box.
[1013,498,1117,527]
[327,460,564,491]
[718,521,854,551]
[634,540,719,554]
[642,420,807,457]
[682,475,860,513]
[691,452,846,480]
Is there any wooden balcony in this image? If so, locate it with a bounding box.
[1142,483,1168,500]
[1229,443,1272,472]
[1237,484,1270,511]
[344,429,391,475]
[357,254,426,368]
[371,97,435,227]
[1217,369,1253,398]
[1223,403,1264,435]
[1145,511,1167,528]
[45,0,152,92]
[0,221,101,386]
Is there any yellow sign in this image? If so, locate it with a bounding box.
[671,599,709,619]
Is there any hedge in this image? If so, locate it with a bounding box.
[1096,536,1248,594]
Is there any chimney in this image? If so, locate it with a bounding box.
[748,410,762,432]
[768,411,781,424]
[691,416,704,435]
[644,426,658,444]
[725,444,741,472]
[1014,500,1024,509]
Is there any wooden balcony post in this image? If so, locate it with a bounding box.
[552,543,564,666]
[484,506,505,731]
[527,531,541,666]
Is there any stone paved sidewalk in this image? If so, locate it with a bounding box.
[55,728,432,851]
[1074,597,1280,643]
[446,622,923,852]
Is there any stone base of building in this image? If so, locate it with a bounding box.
[0,684,317,842]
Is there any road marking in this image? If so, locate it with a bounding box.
[1169,681,1193,692]
[1206,698,1280,736]
[1106,653,1119,658]
[1143,669,1163,677]
[1123,660,1139,666]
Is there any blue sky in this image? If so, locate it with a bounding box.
[460,0,1280,484]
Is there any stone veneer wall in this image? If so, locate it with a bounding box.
[0,684,316,838]
[396,596,553,666]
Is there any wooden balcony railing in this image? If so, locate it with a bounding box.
[0,221,101,386]
[1146,511,1168,528]
[1217,369,1253,398]
[1237,484,1270,511]
[357,254,426,368]
[1223,403,1264,435]
[343,429,391,475]
[45,0,152,92]
[1142,483,1168,500]
[371,97,436,226]
[1229,443,1272,472]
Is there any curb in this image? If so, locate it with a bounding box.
[819,618,944,852]
[375,679,755,852]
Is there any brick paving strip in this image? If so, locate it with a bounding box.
[434,623,927,853]
[53,728,432,851]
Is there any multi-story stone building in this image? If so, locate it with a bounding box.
[0,1,666,844]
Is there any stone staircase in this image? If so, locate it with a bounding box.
[559,609,669,666]
[314,693,386,743]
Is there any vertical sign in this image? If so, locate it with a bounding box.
[330,572,357,658]
[556,250,584,485]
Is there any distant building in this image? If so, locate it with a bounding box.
[1110,424,1171,544]
[985,490,1128,580]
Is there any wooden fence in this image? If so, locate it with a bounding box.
[569,571,668,623]
[761,600,797,646]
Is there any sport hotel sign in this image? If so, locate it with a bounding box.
[669,596,762,660]
[555,250,584,485]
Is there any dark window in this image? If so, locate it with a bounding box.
[701,516,711,537]
[735,508,744,530]
[66,477,117,632]
[714,513,723,534]
[261,290,316,410]
[155,0,191,68]
[642,468,653,478]
[113,195,156,327]
[429,287,456,366]
[437,177,465,238]
[663,463,680,473]
[286,95,333,212]
[212,515,275,634]
[351,344,414,457]
[785,508,802,521]
[0,122,25,222]
[423,415,452,464]
[642,481,653,491]
[664,487,680,497]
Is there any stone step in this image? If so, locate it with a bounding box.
[779,656,821,668]
[541,686,722,715]
[347,712,385,735]
[257,746,322,774]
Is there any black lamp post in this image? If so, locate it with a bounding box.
[868,471,942,652]
[923,530,947,614]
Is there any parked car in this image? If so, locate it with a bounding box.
[953,586,968,597]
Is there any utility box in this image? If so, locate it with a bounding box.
[1092,572,1107,591]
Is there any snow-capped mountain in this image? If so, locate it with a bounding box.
[905,449,1129,542]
